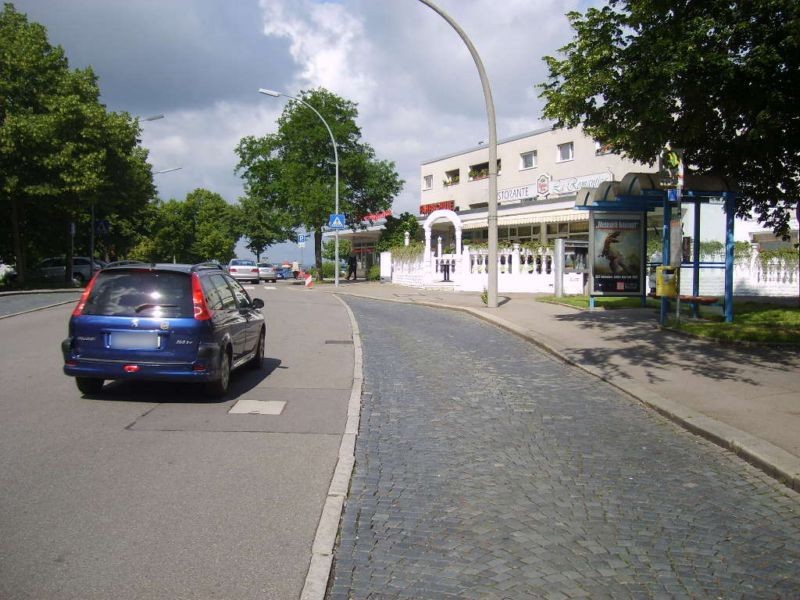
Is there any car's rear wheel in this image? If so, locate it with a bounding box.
[205,349,231,397]
[75,377,103,395]
[248,329,265,370]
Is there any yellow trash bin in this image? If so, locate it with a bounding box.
[655,266,678,297]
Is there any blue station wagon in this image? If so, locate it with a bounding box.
[62,262,266,397]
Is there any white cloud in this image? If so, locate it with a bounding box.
[11,0,593,262]
[141,101,282,203]
[256,0,582,216]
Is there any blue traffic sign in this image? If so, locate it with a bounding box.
[328,214,346,229]
[298,233,306,244]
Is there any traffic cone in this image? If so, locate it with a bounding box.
[305,273,314,288]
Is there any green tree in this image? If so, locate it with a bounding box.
[187,189,239,263]
[235,88,403,276]
[376,212,421,252]
[538,0,800,236]
[128,198,191,263]
[322,237,351,262]
[0,3,154,282]
[235,195,296,261]
[129,190,239,264]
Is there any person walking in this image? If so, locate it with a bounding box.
[291,261,300,280]
[347,254,358,281]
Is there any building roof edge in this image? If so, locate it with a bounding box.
[421,125,557,166]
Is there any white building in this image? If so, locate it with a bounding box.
[419,125,650,247]
[335,125,797,297]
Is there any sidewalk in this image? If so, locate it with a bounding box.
[324,281,800,491]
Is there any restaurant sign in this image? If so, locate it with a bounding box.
[420,200,455,215]
[496,172,614,204]
[536,171,613,198]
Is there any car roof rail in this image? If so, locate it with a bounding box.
[191,262,224,272]
[103,260,150,268]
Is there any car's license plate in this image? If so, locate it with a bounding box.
[109,332,160,349]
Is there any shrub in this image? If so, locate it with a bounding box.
[367,265,381,281]
[389,241,425,261]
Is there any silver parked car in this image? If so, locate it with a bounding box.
[37,257,106,286]
[258,262,277,282]
[227,258,260,284]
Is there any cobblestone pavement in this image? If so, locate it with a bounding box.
[327,298,800,599]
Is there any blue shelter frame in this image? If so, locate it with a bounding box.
[576,173,740,324]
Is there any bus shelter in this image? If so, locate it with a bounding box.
[576,172,740,324]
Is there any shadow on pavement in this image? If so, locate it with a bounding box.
[79,357,283,403]
[551,308,798,386]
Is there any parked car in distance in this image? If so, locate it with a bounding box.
[278,267,294,279]
[227,258,259,284]
[0,260,16,285]
[62,262,266,397]
[37,256,106,285]
[258,262,277,283]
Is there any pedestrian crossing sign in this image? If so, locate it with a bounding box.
[328,214,346,229]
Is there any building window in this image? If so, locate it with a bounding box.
[468,159,501,181]
[557,142,574,162]
[520,151,537,170]
[423,174,433,190]
[595,141,613,155]
[443,169,460,186]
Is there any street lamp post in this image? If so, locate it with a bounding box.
[416,0,498,307]
[259,88,341,287]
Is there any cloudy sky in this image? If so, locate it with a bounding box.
[12,0,592,262]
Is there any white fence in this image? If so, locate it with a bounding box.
[388,247,798,298]
[388,244,585,295]
[672,252,798,298]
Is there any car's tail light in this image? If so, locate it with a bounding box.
[191,273,213,320]
[124,365,140,373]
[71,272,99,316]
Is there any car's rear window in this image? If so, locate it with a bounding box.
[82,270,194,318]
[230,259,255,266]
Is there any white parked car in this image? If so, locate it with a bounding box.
[227,258,260,284]
[258,263,277,282]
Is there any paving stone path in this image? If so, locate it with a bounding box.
[327,298,800,599]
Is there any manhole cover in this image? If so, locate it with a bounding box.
[229,400,286,415]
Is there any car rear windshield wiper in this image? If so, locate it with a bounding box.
[134,303,178,313]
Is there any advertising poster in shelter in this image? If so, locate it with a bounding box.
[590,213,644,295]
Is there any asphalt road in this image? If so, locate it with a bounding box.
[328,297,800,599]
[0,284,353,600]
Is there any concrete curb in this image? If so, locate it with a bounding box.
[334,290,800,493]
[300,295,363,599]
[0,298,81,320]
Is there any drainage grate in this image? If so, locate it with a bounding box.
[325,340,354,345]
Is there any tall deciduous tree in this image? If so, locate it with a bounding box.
[235,195,296,261]
[129,189,239,264]
[235,88,403,275]
[539,0,800,236]
[0,3,154,282]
